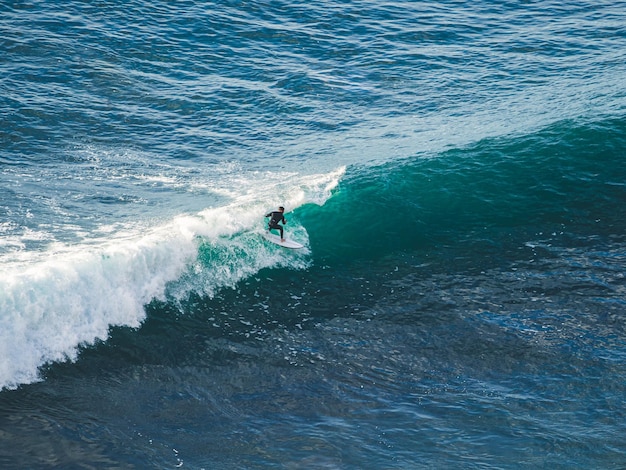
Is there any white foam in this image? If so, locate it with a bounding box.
[0,167,344,390]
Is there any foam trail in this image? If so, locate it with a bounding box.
[0,167,344,390]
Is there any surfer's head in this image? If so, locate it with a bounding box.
[279,206,285,212]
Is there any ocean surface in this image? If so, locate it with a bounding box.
[1,0,626,468]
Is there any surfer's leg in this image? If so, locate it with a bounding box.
[269,224,284,240]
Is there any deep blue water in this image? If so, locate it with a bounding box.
[1,0,626,468]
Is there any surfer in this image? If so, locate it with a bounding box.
[265,206,287,241]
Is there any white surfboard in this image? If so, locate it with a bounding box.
[262,231,304,249]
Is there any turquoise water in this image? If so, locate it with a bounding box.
[1,0,626,468]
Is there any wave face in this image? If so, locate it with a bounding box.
[1,0,626,467]
[301,118,626,261]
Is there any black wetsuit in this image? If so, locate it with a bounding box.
[266,211,286,238]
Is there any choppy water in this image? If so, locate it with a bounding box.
[1,0,626,468]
